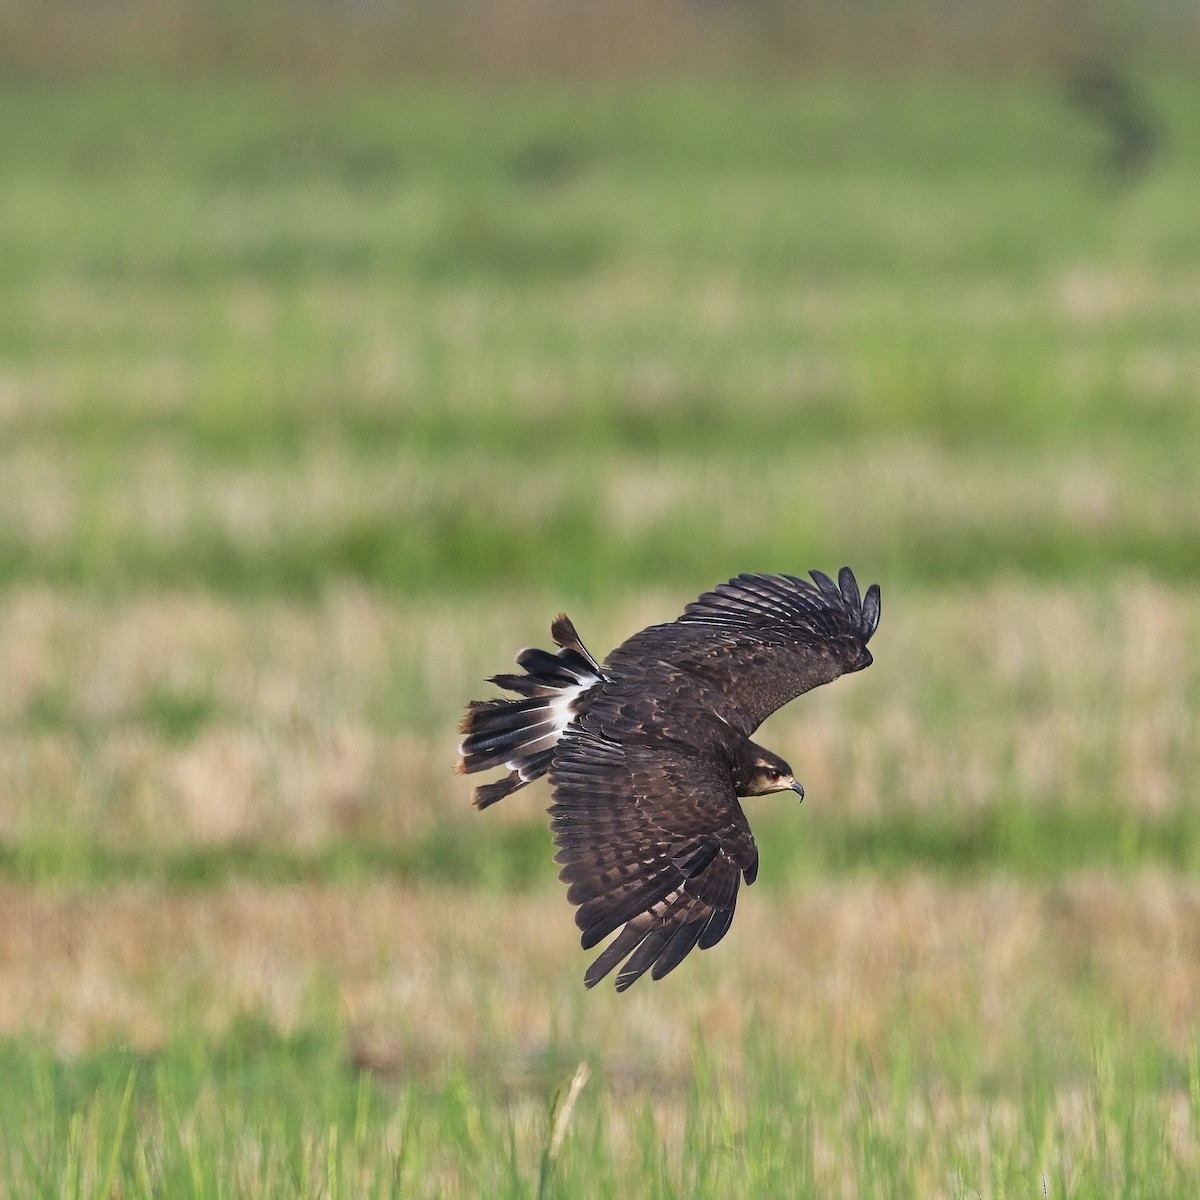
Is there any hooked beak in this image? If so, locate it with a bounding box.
[790,780,805,802]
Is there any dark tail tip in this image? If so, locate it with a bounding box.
[472,772,521,810]
[550,612,577,647]
[550,612,603,675]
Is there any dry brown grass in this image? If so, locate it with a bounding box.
[0,579,1196,848]
[2,876,1198,1077]
[1,0,1180,82]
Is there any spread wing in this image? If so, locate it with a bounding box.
[549,726,758,991]
[662,566,881,731]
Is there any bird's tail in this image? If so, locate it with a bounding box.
[457,615,605,810]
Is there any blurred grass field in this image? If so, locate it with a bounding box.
[1,47,1199,1197]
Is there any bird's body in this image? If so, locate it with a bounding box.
[457,568,880,990]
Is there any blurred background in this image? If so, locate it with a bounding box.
[1,1,1199,1194]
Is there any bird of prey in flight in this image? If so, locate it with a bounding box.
[457,568,880,991]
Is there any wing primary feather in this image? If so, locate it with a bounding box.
[683,854,740,910]
[861,583,881,638]
[614,923,676,991]
[583,916,653,989]
[697,904,735,950]
[649,909,708,981]
[808,569,841,602]
[838,566,861,609]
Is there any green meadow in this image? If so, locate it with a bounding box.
[1,65,1199,1195]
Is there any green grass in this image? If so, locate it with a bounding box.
[4,800,1200,889]
[3,1027,1198,1198]
[2,77,1200,597]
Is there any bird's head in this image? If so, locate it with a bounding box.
[732,745,805,800]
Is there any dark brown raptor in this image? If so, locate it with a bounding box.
[457,567,880,990]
